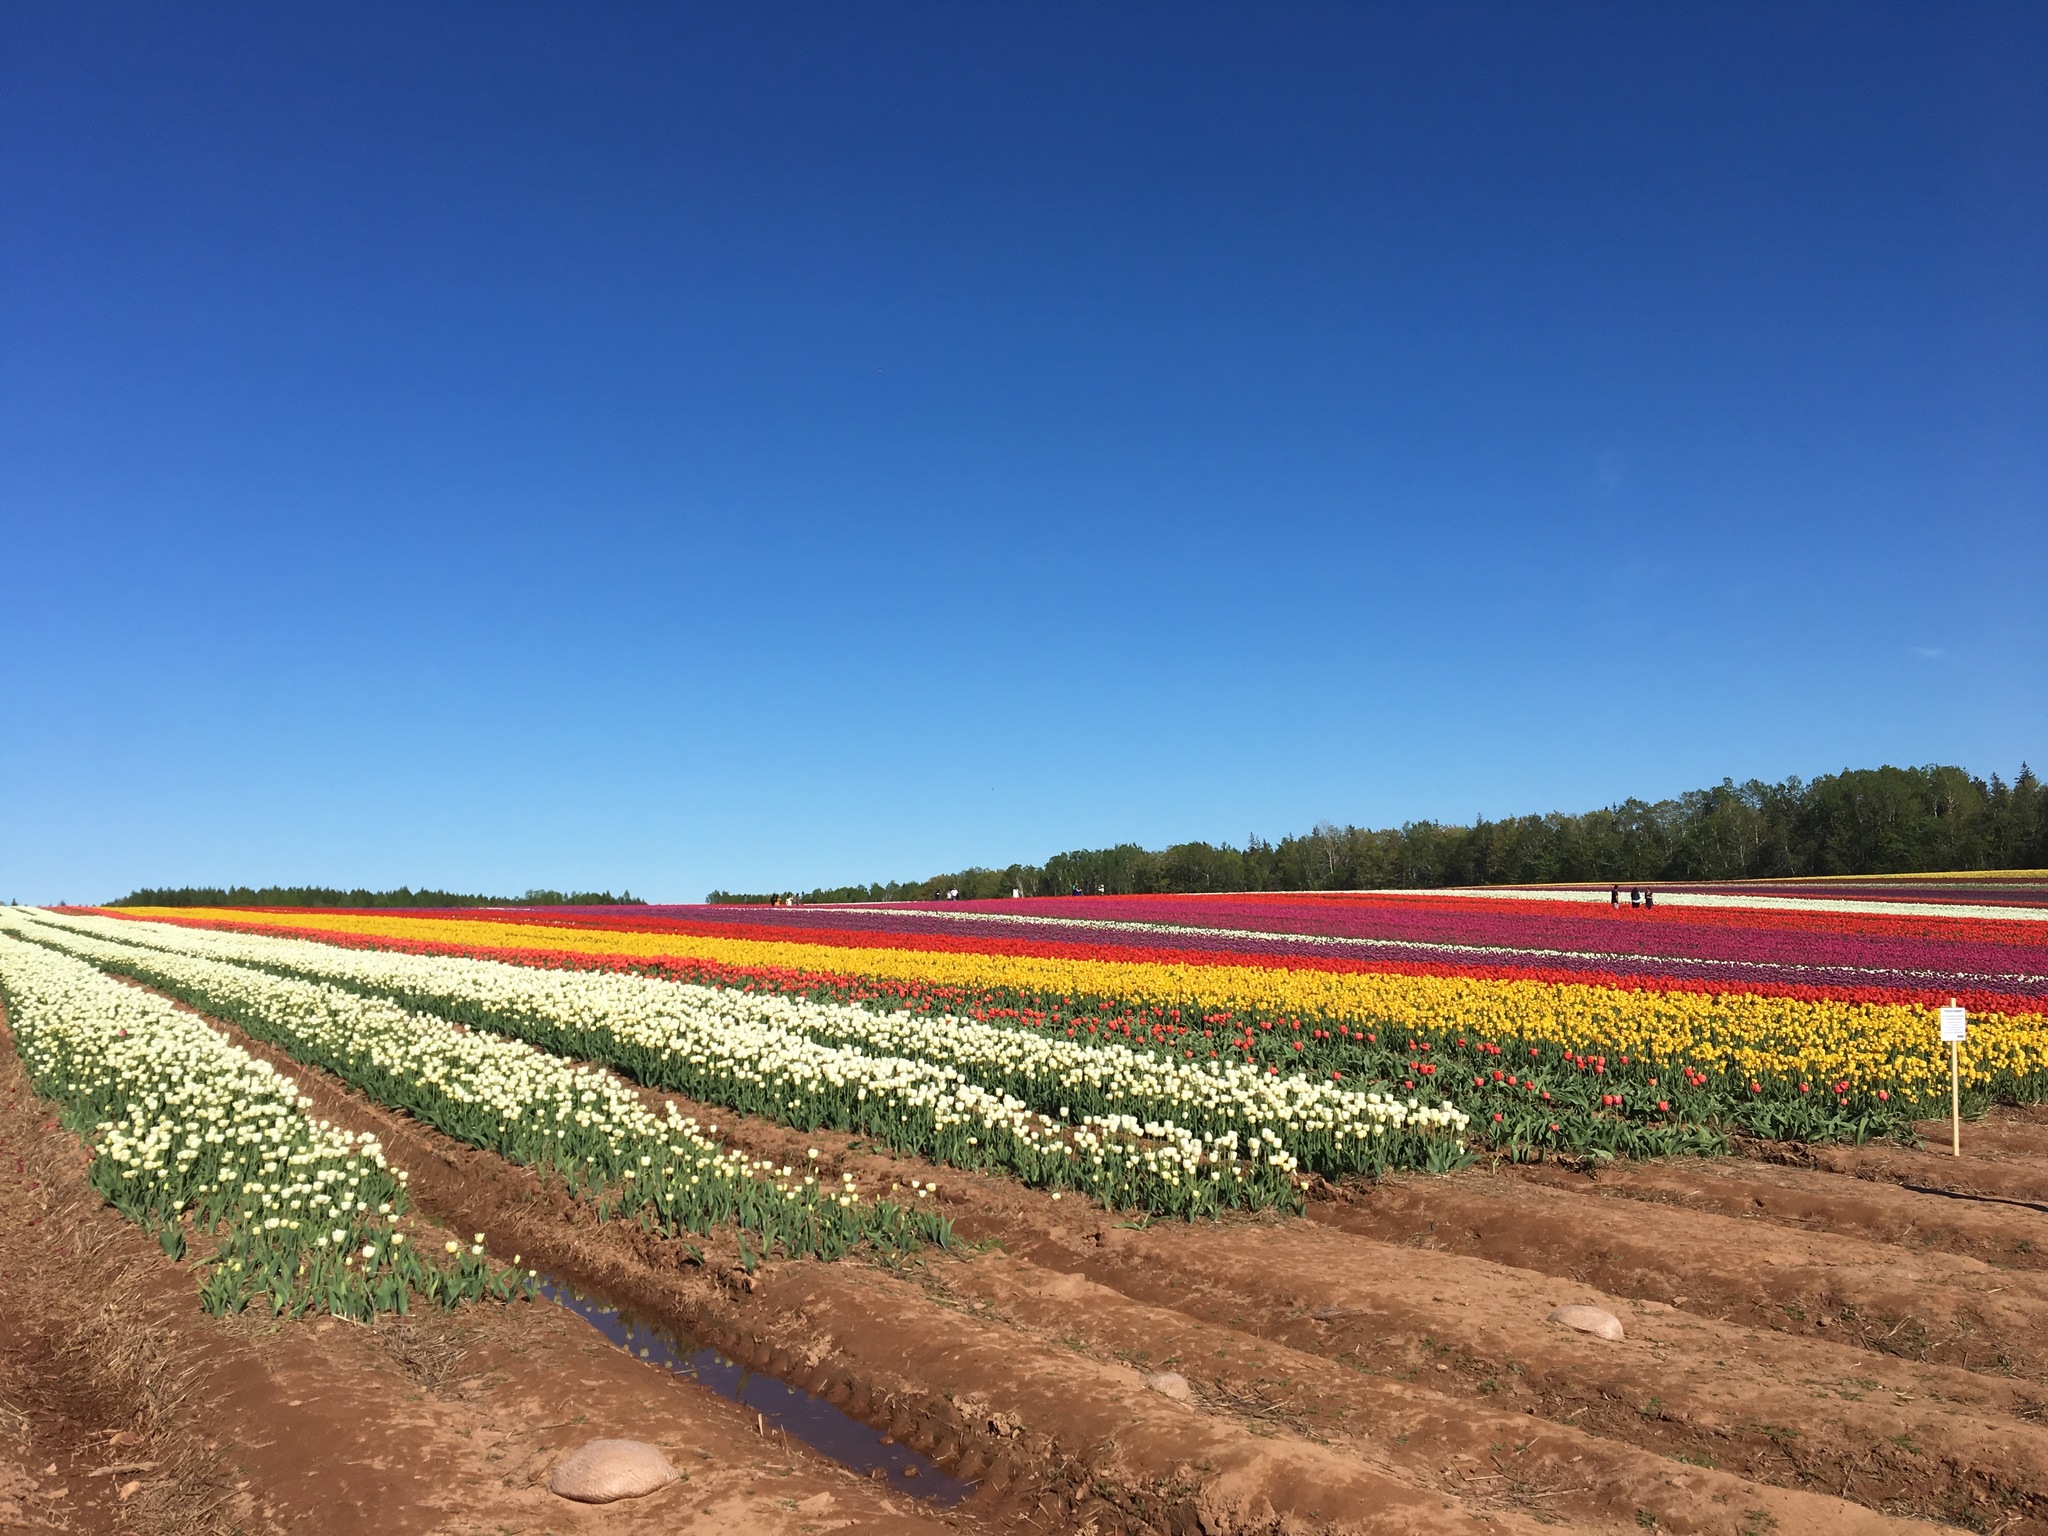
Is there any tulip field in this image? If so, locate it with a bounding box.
[9,880,2048,1533]
[75,878,2048,1158]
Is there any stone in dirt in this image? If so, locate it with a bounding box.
[1547,1304,1625,1341]
[1145,1371,1194,1402]
[548,1439,680,1503]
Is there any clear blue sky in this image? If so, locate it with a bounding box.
[3,3,2043,904]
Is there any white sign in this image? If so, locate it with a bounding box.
[1939,1006,1968,1043]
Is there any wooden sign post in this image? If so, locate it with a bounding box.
[1939,998,1968,1157]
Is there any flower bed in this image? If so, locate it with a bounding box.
[14,915,952,1257]
[91,898,2048,1131]
[32,909,1474,1202]
[0,918,517,1317]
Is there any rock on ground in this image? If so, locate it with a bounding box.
[1547,1305,1625,1341]
[549,1438,680,1503]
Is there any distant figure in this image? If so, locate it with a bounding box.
[947,887,960,900]
[1610,884,1620,909]
[1630,887,1642,909]
[1071,885,1082,896]
[1012,887,1022,899]
[1644,889,1655,910]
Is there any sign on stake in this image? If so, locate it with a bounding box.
[1939,999,1968,1156]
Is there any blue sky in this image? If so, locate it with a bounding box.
[3,3,2043,903]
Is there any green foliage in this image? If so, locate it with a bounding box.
[105,885,646,909]
[747,762,2048,902]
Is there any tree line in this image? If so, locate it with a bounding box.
[105,886,647,909]
[710,762,2048,904]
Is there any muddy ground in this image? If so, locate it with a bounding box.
[9,985,2048,1534]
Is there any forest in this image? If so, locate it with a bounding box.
[104,886,646,908]
[711,762,2048,904]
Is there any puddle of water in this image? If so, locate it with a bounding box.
[537,1276,979,1505]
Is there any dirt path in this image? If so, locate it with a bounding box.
[1785,1114,2048,1209]
[927,1249,1927,1535]
[1315,1171,2048,1377]
[1512,1157,2048,1270]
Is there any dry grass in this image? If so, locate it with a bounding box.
[369,1311,475,1396]
[46,1225,238,1536]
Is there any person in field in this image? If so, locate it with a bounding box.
[1610,884,1620,908]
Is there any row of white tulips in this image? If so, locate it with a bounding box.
[23,910,1285,1212]
[0,919,509,1316]
[28,910,1469,1205]
[11,911,949,1256]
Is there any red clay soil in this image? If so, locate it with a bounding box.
[1767,1113,2048,1211]
[1511,1156,2048,1270]
[1316,1170,2048,1377]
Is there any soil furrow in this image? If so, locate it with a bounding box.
[1795,1137,2048,1208]
[1318,1172,2048,1376]
[644,1096,2048,1529]
[764,1260,1564,1535]
[1910,1113,2048,1161]
[935,1249,1924,1535]
[1004,1212,2048,1526]
[1512,1158,2048,1270]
